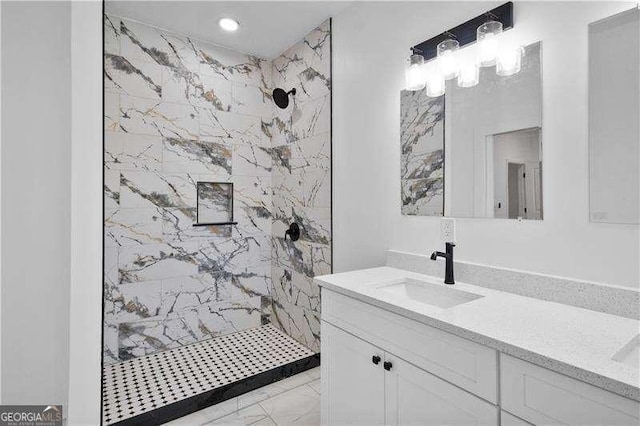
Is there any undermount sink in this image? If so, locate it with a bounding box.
[612,335,640,369]
[376,278,484,309]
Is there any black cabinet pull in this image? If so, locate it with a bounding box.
[372,355,381,365]
[383,361,393,371]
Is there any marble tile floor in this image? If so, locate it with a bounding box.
[163,367,321,426]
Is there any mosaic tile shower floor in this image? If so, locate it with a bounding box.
[102,325,315,425]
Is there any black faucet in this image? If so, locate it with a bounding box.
[430,243,455,285]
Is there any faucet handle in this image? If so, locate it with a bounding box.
[284,223,300,241]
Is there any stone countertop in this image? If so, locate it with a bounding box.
[315,267,640,402]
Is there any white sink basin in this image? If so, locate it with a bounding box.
[376,278,483,309]
[612,334,640,369]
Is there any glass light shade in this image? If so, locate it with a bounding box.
[457,63,479,88]
[426,73,445,97]
[496,46,524,76]
[437,39,460,80]
[405,53,426,91]
[477,21,503,67]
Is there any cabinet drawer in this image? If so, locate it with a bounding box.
[500,354,640,425]
[322,289,498,403]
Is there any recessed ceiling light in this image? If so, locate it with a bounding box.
[218,18,239,32]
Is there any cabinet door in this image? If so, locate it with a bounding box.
[385,355,498,426]
[321,321,385,426]
[501,354,640,426]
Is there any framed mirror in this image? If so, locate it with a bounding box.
[589,8,639,224]
[400,41,543,220]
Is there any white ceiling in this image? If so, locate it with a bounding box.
[105,1,352,58]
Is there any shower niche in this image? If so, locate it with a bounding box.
[194,182,237,226]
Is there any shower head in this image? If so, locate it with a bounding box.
[272,87,296,109]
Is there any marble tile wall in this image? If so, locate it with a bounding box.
[269,20,332,353]
[104,15,275,363]
[400,90,444,216]
[104,16,332,363]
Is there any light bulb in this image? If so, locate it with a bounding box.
[457,63,479,88]
[218,18,239,32]
[437,39,459,80]
[496,46,523,76]
[477,21,503,67]
[426,72,445,97]
[405,53,425,91]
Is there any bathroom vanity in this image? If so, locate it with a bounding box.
[317,267,640,426]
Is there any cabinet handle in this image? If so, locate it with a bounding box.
[372,355,381,365]
[383,361,393,371]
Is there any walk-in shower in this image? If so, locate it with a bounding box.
[102,10,331,425]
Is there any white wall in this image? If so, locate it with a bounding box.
[68,1,102,424]
[492,128,541,218]
[0,0,4,400]
[333,1,640,288]
[1,1,71,406]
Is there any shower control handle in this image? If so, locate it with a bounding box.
[372,355,381,365]
[284,223,300,242]
[384,361,393,371]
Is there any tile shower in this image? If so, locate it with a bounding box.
[103,13,330,423]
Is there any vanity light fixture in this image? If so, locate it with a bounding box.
[496,45,524,76]
[457,63,480,88]
[218,17,239,32]
[477,21,503,67]
[437,38,460,80]
[410,2,512,62]
[405,48,426,91]
[406,2,516,92]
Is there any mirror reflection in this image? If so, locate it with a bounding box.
[488,127,542,220]
[400,41,543,220]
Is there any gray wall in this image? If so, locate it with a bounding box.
[1,1,71,406]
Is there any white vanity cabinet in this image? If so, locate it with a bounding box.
[321,322,498,426]
[321,289,498,426]
[320,287,640,426]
